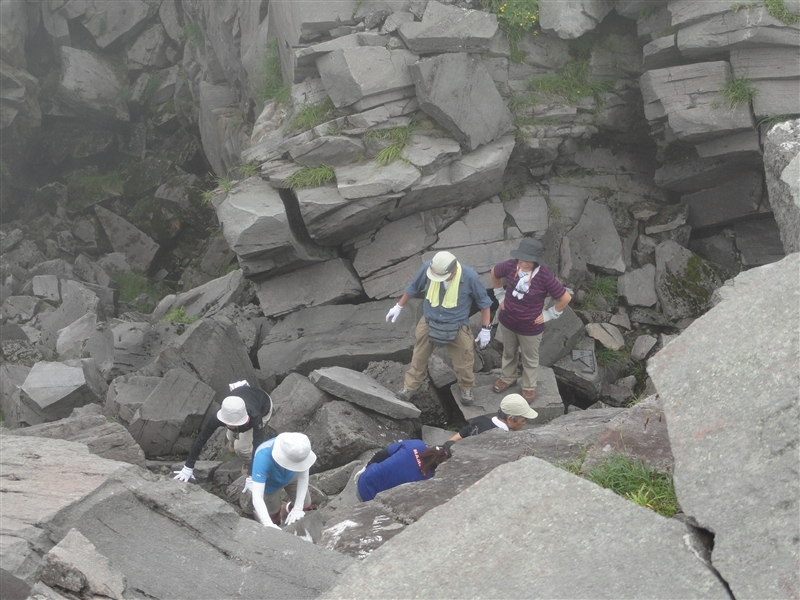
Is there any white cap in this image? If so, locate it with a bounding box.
[217,396,248,426]
[500,393,539,419]
[427,251,458,282]
[272,432,317,471]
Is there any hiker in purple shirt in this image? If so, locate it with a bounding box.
[490,239,572,402]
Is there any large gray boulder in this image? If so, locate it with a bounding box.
[763,119,800,254]
[410,53,513,151]
[397,1,498,53]
[19,360,107,425]
[38,280,101,350]
[0,436,353,594]
[681,170,763,230]
[105,374,163,425]
[323,457,728,599]
[127,367,216,458]
[258,299,423,378]
[654,241,726,320]
[269,373,336,433]
[309,366,421,419]
[198,81,242,177]
[391,135,515,218]
[69,0,157,50]
[150,269,247,323]
[353,212,437,278]
[254,259,362,317]
[649,252,800,600]
[730,47,800,118]
[565,200,626,276]
[333,160,421,199]
[56,47,129,126]
[55,313,115,378]
[317,47,418,110]
[8,407,146,468]
[95,206,159,272]
[618,264,657,307]
[539,0,614,39]
[433,200,510,249]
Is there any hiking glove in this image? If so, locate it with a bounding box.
[285,507,306,526]
[543,306,563,322]
[493,287,506,304]
[173,466,195,482]
[475,328,491,349]
[242,477,253,494]
[385,303,403,323]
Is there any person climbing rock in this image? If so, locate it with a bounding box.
[386,250,492,406]
[491,239,571,402]
[447,393,539,443]
[173,380,273,481]
[355,439,451,502]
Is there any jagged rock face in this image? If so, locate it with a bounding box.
[649,253,800,599]
[764,119,800,254]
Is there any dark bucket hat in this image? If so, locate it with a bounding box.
[510,238,546,266]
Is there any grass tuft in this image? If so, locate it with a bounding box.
[182,23,205,51]
[584,454,679,517]
[288,99,335,131]
[722,75,756,109]
[364,125,416,166]
[528,60,613,105]
[765,0,800,23]
[480,0,540,46]
[257,38,291,105]
[115,271,159,311]
[582,275,618,309]
[286,166,336,190]
[236,164,259,178]
[160,306,198,325]
[595,346,628,367]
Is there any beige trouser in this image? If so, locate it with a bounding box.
[226,414,271,461]
[404,317,475,391]
[498,322,543,391]
[264,474,312,516]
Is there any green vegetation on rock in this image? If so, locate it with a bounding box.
[182,23,205,51]
[364,125,416,166]
[160,306,198,325]
[723,75,756,109]
[257,38,291,105]
[115,271,160,313]
[584,454,679,518]
[67,170,123,211]
[595,346,628,367]
[481,0,540,45]
[287,99,335,131]
[528,60,613,105]
[286,166,336,190]
[765,0,800,24]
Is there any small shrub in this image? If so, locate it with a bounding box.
[765,0,800,24]
[286,166,336,190]
[160,306,199,325]
[481,0,540,46]
[216,176,234,193]
[584,454,679,517]
[288,99,335,131]
[723,75,756,109]
[529,60,613,105]
[257,38,291,104]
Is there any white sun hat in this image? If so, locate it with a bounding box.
[217,396,248,426]
[272,432,317,471]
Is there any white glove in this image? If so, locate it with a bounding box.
[385,303,403,323]
[242,477,253,493]
[229,380,249,391]
[173,466,195,482]
[264,521,281,530]
[543,306,563,322]
[493,287,506,304]
[475,328,491,349]
[285,507,306,526]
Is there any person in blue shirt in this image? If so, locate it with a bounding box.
[385,251,493,405]
[355,440,451,502]
[247,432,316,529]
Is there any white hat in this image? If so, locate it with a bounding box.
[500,393,539,419]
[217,396,248,426]
[272,432,317,471]
[427,251,458,282]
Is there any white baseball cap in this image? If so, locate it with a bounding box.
[427,251,458,282]
[500,394,539,419]
[217,396,248,426]
[272,432,317,471]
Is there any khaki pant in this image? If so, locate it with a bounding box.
[264,473,312,516]
[404,317,475,391]
[226,413,272,462]
[498,322,543,391]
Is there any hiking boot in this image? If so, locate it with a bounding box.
[460,387,474,405]
[395,387,418,402]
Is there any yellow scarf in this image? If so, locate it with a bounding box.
[426,262,461,308]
